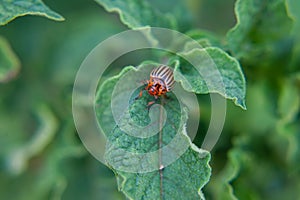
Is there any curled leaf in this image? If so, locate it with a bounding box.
[0,0,64,26]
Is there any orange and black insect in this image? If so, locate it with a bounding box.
[138,65,175,105]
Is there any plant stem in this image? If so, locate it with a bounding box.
[158,99,164,200]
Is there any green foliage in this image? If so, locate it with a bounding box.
[286,0,300,33]
[0,0,299,200]
[0,36,20,82]
[0,0,64,25]
[95,64,211,199]
[186,29,223,48]
[227,0,293,67]
[174,47,246,109]
[94,0,176,29]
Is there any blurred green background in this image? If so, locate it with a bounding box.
[0,0,299,199]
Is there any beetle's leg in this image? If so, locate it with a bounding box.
[147,101,155,107]
[134,89,144,100]
[146,95,158,110]
[139,90,143,98]
[134,80,149,100]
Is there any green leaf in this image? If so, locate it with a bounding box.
[5,104,58,175]
[145,0,194,32]
[0,117,87,200]
[226,81,277,133]
[227,0,293,63]
[95,63,211,199]
[286,0,300,33]
[0,0,64,26]
[94,0,176,29]
[220,78,300,199]
[186,29,223,48]
[174,47,247,109]
[206,149,247,200]
[286,0,300,70]
[276,76,300,163]
[229,134,300,200]
[278,77,300,122]
[0,36,20,83]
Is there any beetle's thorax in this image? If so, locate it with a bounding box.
[146,77,167,98]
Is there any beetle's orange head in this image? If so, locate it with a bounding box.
[147,85,159,96]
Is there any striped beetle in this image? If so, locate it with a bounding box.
[146,65,175,98]
[138,65,175,106]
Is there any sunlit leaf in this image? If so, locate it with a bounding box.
[0,0,64,25]
[174,47,246,109]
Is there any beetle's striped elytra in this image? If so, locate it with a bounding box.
[145,65,175,99]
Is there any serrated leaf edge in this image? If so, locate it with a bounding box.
[176,47,247,110]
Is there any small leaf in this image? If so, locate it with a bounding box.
[95,63,211,199]
[0,0,64,25]
[94,0,176,29]
[0,36,20,83]
[175,47,247,109]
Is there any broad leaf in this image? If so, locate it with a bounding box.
[95,63,211,199]
[94,0,176,29]
[227,0,293,65]
[174,47,246,109]
[0,0,64,26]
[0,36,20,83]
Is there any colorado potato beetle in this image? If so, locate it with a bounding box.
[138,65,175,104]
[146,65,175,98]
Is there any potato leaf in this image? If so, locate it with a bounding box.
[94,0,176,29]
[0,0,64,25]
[95,63,211,200]
[174,47,247,109]
[227,0,293,65]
